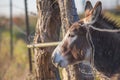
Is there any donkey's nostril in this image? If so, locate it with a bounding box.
[59,60,63,67]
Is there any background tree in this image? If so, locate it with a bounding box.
[34,0,94,80]
[34,0,61,80]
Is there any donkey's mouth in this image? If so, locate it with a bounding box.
[53,60,68,68]
[53,62,60,68]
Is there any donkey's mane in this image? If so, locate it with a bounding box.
[99,14,119,29]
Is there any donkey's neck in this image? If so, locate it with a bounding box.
[93,15,118,29]
[90,15,120,77]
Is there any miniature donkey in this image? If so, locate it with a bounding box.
[52,1,120,80]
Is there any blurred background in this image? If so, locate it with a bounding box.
[0,0,120,80]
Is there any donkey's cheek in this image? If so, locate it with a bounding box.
[72,52,79,59]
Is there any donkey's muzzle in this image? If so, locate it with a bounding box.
[52,46,68,68]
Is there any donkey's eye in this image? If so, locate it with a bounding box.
[68,34,75,37]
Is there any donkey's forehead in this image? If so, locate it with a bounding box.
[69,21,85,31]
[69,22,81,31]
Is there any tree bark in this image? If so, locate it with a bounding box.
[58,0,94,80]
[33,0,94,80]
[58,0,79,36]
[34,0,61,80]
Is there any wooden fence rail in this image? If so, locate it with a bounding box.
[27,41,61,48]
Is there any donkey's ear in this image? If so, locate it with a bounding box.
[90,1,102,24]
[85,1,93,17]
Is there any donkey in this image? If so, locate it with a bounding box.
[52,1,120,79]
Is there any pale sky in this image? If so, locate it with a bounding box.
[0,0,119,16]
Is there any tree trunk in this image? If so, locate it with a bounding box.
[58,0,94,80]
[33,0,94,80]
[58,0,79,36]
[34,0,61,80]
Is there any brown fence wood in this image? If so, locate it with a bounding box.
[27,42,61,48]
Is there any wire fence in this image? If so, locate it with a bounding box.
[0,4,37,16]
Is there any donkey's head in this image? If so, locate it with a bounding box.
[52,1,102,68]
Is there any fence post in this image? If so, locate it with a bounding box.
[10,0,13,59]
[24,0,32,73]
